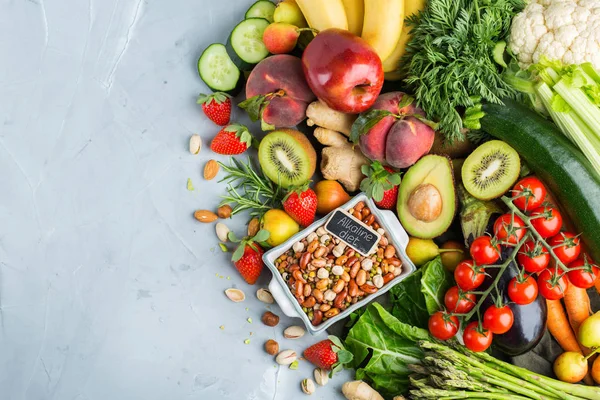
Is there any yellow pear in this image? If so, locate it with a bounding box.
[261,209,300,247]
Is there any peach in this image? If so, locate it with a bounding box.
[385,117,435,168]
[359,92,423,161]
[245,55,316,128]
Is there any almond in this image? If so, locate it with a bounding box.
[248,217,260,237]
[204,159,219,180]
[194,210,218,223]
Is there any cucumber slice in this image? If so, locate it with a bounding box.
[245,0,276,22]
[226,18,270,71]
[197,43,242,95]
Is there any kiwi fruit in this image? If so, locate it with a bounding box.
[462,140,520,200]
[258,128,316,188]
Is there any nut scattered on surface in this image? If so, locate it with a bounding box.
[224,288,245,302]
[261,311,280,327]
[289,360,299,370]
[256,288,274,304]
[247,217,260,237]
[215,222,230,242]
[301,378,316,395]
[217,205,232,219]
[275,349,297,365]
[189,134,202,155]
[204,159,219,180]
[194,210,218,223]
[265,339,279,355]
[314,368,329,386]
[283,326,305,339]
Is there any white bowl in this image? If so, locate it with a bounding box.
[262,193,417,335]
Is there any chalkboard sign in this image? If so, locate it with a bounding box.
[324,209,381,256]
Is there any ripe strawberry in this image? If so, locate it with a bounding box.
[303,336,353,374]
[210,123,253,155]
[197,92,232,126]
[230,229,270,285]
[283,184,317,227]
[360,162,402,209]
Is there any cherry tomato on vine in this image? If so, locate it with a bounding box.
[512,177,547,211]
[444,286,476,314]
[470,236,501,265]
[494,213,526,245]
[538,268,569,300]
[482,305,514,334]
[567,256,600,289]
[428,311,459,340]
[454,260,485,291]
[463,321,493,352]
[530,207,562,239]
[517,240,550,273]
[507,275,538,305]
[548,232,581,265]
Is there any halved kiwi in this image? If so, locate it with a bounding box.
[462,140,520,200]
[258,128,316,188]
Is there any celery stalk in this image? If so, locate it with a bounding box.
[554,78,600,132]
[537,82,600,175]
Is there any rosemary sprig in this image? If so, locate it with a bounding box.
[218,157,286,217]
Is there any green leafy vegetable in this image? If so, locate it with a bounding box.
[403,0,524,142]
[390,269,429,329]
[419,257,452,315]
[345,303,429,398]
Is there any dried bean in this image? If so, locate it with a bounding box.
[332,279,345,293]
[293,270,307,284]
[302,296,316,308]
[384,245,395,259]
[348,279,359,297]
[389,258,402,267]
[383,272,395,284]
[340,271,350,282]
[303,284,312,297]
[313,289,324,302]
[349,262,360,278]
[307,240,319,253]
[319,304,331,312]
[311,258,326,268]
[354,201,365,212]
[360,283,378,294]
[356,269,367,286]
[295,282,304,297]
[335,255,348,266]
[324,308,340,318]
[334,289,347,309]
[316,279,328,290]
[312,310,323,326]
[364,214,375,226]
[314,246,327,258]
[300,252,311,269]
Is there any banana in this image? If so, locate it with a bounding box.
[342,0,364,36]
[383,0,427,79]
[361,0,404,62]
[295,0,348,31]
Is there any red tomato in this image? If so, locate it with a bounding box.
[538,268,569,300]
[567,256,600,289]
[444,286,476,314]
[517,240,550,273]
[512,177,547,211]
[548,232,581,265]
[454,260,485,291]
[470,236,501,266]
[507,275,538,305]
[482,305,514,334]
[530,207,562,239]
[428,311,459,340]
[493,213,526,245]
[463,321,493,352]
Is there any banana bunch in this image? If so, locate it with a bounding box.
[295,0,348,31]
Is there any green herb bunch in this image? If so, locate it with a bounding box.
[403,0,524,142]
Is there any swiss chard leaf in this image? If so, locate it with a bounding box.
[390,269,429,329]
[420,256,453,315]
[345,303,428,398]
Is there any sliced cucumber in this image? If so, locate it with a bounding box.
[245,0,276,22]
[226,18,270,71]
[197,43,242,95]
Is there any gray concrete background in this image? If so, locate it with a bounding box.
[0,0,351,398]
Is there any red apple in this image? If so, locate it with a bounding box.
[302,28,384,114]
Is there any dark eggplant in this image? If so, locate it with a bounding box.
[480,247,547,356]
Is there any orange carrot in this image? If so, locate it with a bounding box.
[563,284,591,335]
[546,299,581,353]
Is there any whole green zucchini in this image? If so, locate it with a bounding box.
[481,100,600,262]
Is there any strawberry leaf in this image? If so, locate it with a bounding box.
[372,185,384,202]
[239,94,268,122]
[388,174,402,186]
[349,109,393,144]
[231,243,245,262]
[252,229,270,243]
[328,335,344,350]
[197,92,230,105]
[228,231,240,243]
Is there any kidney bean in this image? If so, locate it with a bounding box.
[383,272,395,284]
[384,245,395,259]
[300,252,311,269]
[360,284,377,294]
[312,310,323,326]
[354,201,365,212]
[314,246,327,258]
[293,269,307,284]
[346,256,359,268]
[332,279,345,293]
[303,283,312,297]
[295,282,304,297]
[361,207,371,219]
[313,289,324,302]
[302,296,316,308]
[364,214,375,226]
[340,271,350,282]
[349,262,360,278]
[335,255,348,266]
[348,279,359,297]
[316,279,328,290]
[324,308,340,318]
[307,240,319,253]
[389,258,402,266]
[311,258,326,268]
[356,269,367,286]
[320,304,331,312]
[334,289,347,309]
[353,210,362,219]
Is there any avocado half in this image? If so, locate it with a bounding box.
[397,155,457,239]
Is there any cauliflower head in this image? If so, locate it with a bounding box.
[509,0,600,69]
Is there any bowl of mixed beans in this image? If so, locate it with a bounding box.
[263,194,416,335]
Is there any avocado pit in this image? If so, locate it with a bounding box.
[407,183,443,222]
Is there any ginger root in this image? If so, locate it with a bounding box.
[314,127,350,147]
[342,381,385,400]
[306,101,357,136]
[321,145,369,192]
